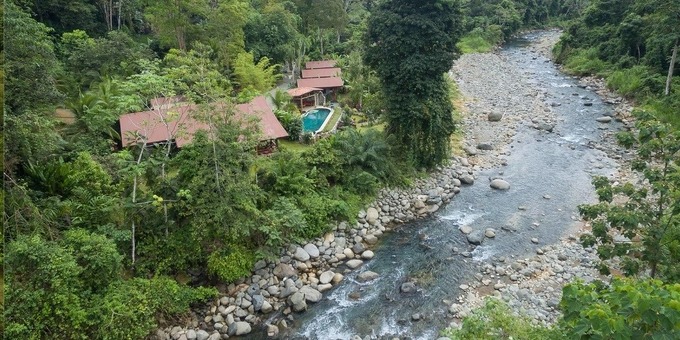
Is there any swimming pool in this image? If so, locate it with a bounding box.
[302,107,332,133]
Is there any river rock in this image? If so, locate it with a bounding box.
[490,179,510,190]
[186,330,196,340]
[459,225,473,234]
[485,228,496,238]
[352,243,365,254]
[346,259,363,269]
[535,122,554,132]
[460,175,475,184]
[414,199,426,209]
[332,273,344,284]
[364,234,378,245]
[303,243,320,258]
[357,271,379,282]
[251,294,264,311]
[280,280,298,298]
[294,247,310,261]
[288,292,307,312]
[227,322,252,336]
[596,116,612,123]
[366,207,380,225]
[488,112,503,122]
[343,248,355,258]
[266,324,279,337]
[196,330,209,340]
[477,143,494,150]
[467,230,485,245]
[273,263,296,279]
[531,237,539,244]
[361,250,375,260]
[261,300,273,313]
[299,286,322,303]
[400,282,417,293]
[319,271,335,284]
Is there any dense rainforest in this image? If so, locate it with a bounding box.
[2,0,678,338]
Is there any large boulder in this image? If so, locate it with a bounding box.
[299,286,323,303]
[293,247,310,261]
[488,112,503,122]
[467,230,485,245]
[490,179,510,190]
[357,271,379,282]
[346,259,364,269]
[400,282,417,293]
[195,330,209,340]
[319,270,335,284]
[303,243,320,258]
[288,292,307,312]
[366,207,380,225]
[273,263,296,279]
[227,322,252,336]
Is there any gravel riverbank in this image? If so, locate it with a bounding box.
[443,30,639,332]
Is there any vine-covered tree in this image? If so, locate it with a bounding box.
[365,0,463,168]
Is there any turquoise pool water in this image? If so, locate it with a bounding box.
[302,108,331,133]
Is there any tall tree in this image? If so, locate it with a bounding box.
[365,0,463,168]
[145,0,205,51]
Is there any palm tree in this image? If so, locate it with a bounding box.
[334,128,391,180]
[268,89,299,114]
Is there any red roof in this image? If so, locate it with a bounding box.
[119,96,288,147]
[305,60,337,69]
[235,96,289,140]
[287,87,323,97]
[302,68,341,79]
[297,77,344,89]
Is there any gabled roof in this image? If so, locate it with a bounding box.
[119,96,288,148]
[305,60,337,69]
[235,96,289,140]
[287,87,323,97]
[301,68,341,79]
[297,77,344,89]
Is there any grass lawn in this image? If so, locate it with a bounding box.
[279,139,311,153]
[358,123,386,132]
[321,107,343,133]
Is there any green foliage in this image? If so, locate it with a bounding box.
[245,2,301,64]
[456,26,504,54]
[5,235,87,339]
[365,0,463,168]
[560,278,680,339]
[579,110,680,280]
[442,298,562,339]
[563,48,611,76]
[62,229,123,294]
[96,277,216,340]
[163,43,232,102]
[207,246,256,282]
[233,51,281,95]
[606,65,659,98]
[275,109,303,141]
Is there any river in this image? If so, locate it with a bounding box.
[271,31,624,339]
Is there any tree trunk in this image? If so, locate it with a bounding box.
[665,40,678,96]
[117,0,122,30]
[130,139,147,265]
[177,27,187,51]
[318,28,324,56]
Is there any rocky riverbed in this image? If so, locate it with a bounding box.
[156,30,641,340]
[443,30,640,333]
[155,158,476,340]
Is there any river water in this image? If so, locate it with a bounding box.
[278,32,622,339]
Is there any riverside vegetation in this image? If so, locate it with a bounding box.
[3,0,679,339]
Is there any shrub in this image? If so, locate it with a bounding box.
[96,277,217,340]
[442,298,561,339]
[564,48,611,76]
[560,279,680,339]
[207,246,256,282]
[606,65,658,98]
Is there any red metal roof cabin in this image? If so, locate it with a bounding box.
[305,60,337,69]
[301,68,341,79]
[118,96,288,153]
[287,87,323,111]
[296,78,344,101]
